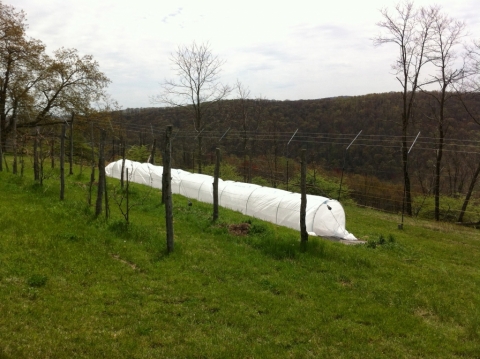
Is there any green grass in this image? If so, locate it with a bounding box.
[0,167,480,358]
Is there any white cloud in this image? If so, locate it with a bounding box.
[12,0,480,107]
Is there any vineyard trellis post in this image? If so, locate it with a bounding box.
[213,148,220,222]
[163,125,174,253]
[60,124,66,200]
[95,129,106,217]
[69,113,74,175]
[300,149,308,243]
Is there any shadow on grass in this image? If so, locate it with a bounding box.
[108,220,158,243]
[238,222,329,261]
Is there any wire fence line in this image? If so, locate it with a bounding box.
[3,117,480,223]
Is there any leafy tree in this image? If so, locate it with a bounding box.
[0,2,110,169]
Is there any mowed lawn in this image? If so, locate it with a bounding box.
[0,169,479,358]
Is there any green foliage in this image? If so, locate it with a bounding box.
[413,195,480,223]
[203,162,242,181]
[251,176,271,187]
[289,169,347,199]
[126,145,150,163]
[365,234,396,249]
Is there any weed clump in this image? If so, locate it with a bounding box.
[27,274,48,288]
[366,240,377,249]
[245,219,268,235]
[366,234,396,249]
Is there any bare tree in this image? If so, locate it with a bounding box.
[424,10,467,221]
[234,80,251,182]
[247,96,267,183]
[153,42,230,174]
[455,39,480,223]
[374,1,437,216]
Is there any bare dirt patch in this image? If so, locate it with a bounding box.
[228,223,251,236]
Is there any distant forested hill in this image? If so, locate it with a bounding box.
[117,92,480,185]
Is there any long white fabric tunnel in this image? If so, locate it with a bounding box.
[105,160,356,240]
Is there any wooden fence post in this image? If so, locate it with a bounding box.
[69,113,74,175]
[161,137,166,205]
[126,168,130,224]
[213,148,220,221]
[300,149,308,243]
[0,120,3,172]
[89,123,95,206]
[121,137,126,189]
[34,128,40,181]
[50,138,55,169]
[95,129,106,217]
[12,114,17,175]
[163,125,174,253]
[60,124,66,200]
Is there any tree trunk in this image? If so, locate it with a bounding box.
[457,160,480,223]
[402,129,413,216]
[197,135,203,174]
[149,138,157,164]
[435,94,446,221]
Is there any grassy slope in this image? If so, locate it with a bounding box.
[0,169,479,358]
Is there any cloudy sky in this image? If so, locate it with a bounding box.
[13,0,480,109]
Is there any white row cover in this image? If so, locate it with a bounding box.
[105,160,356,240]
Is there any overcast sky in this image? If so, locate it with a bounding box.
[13,0,480,109]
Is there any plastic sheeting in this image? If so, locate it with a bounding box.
[105,160,356,240]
